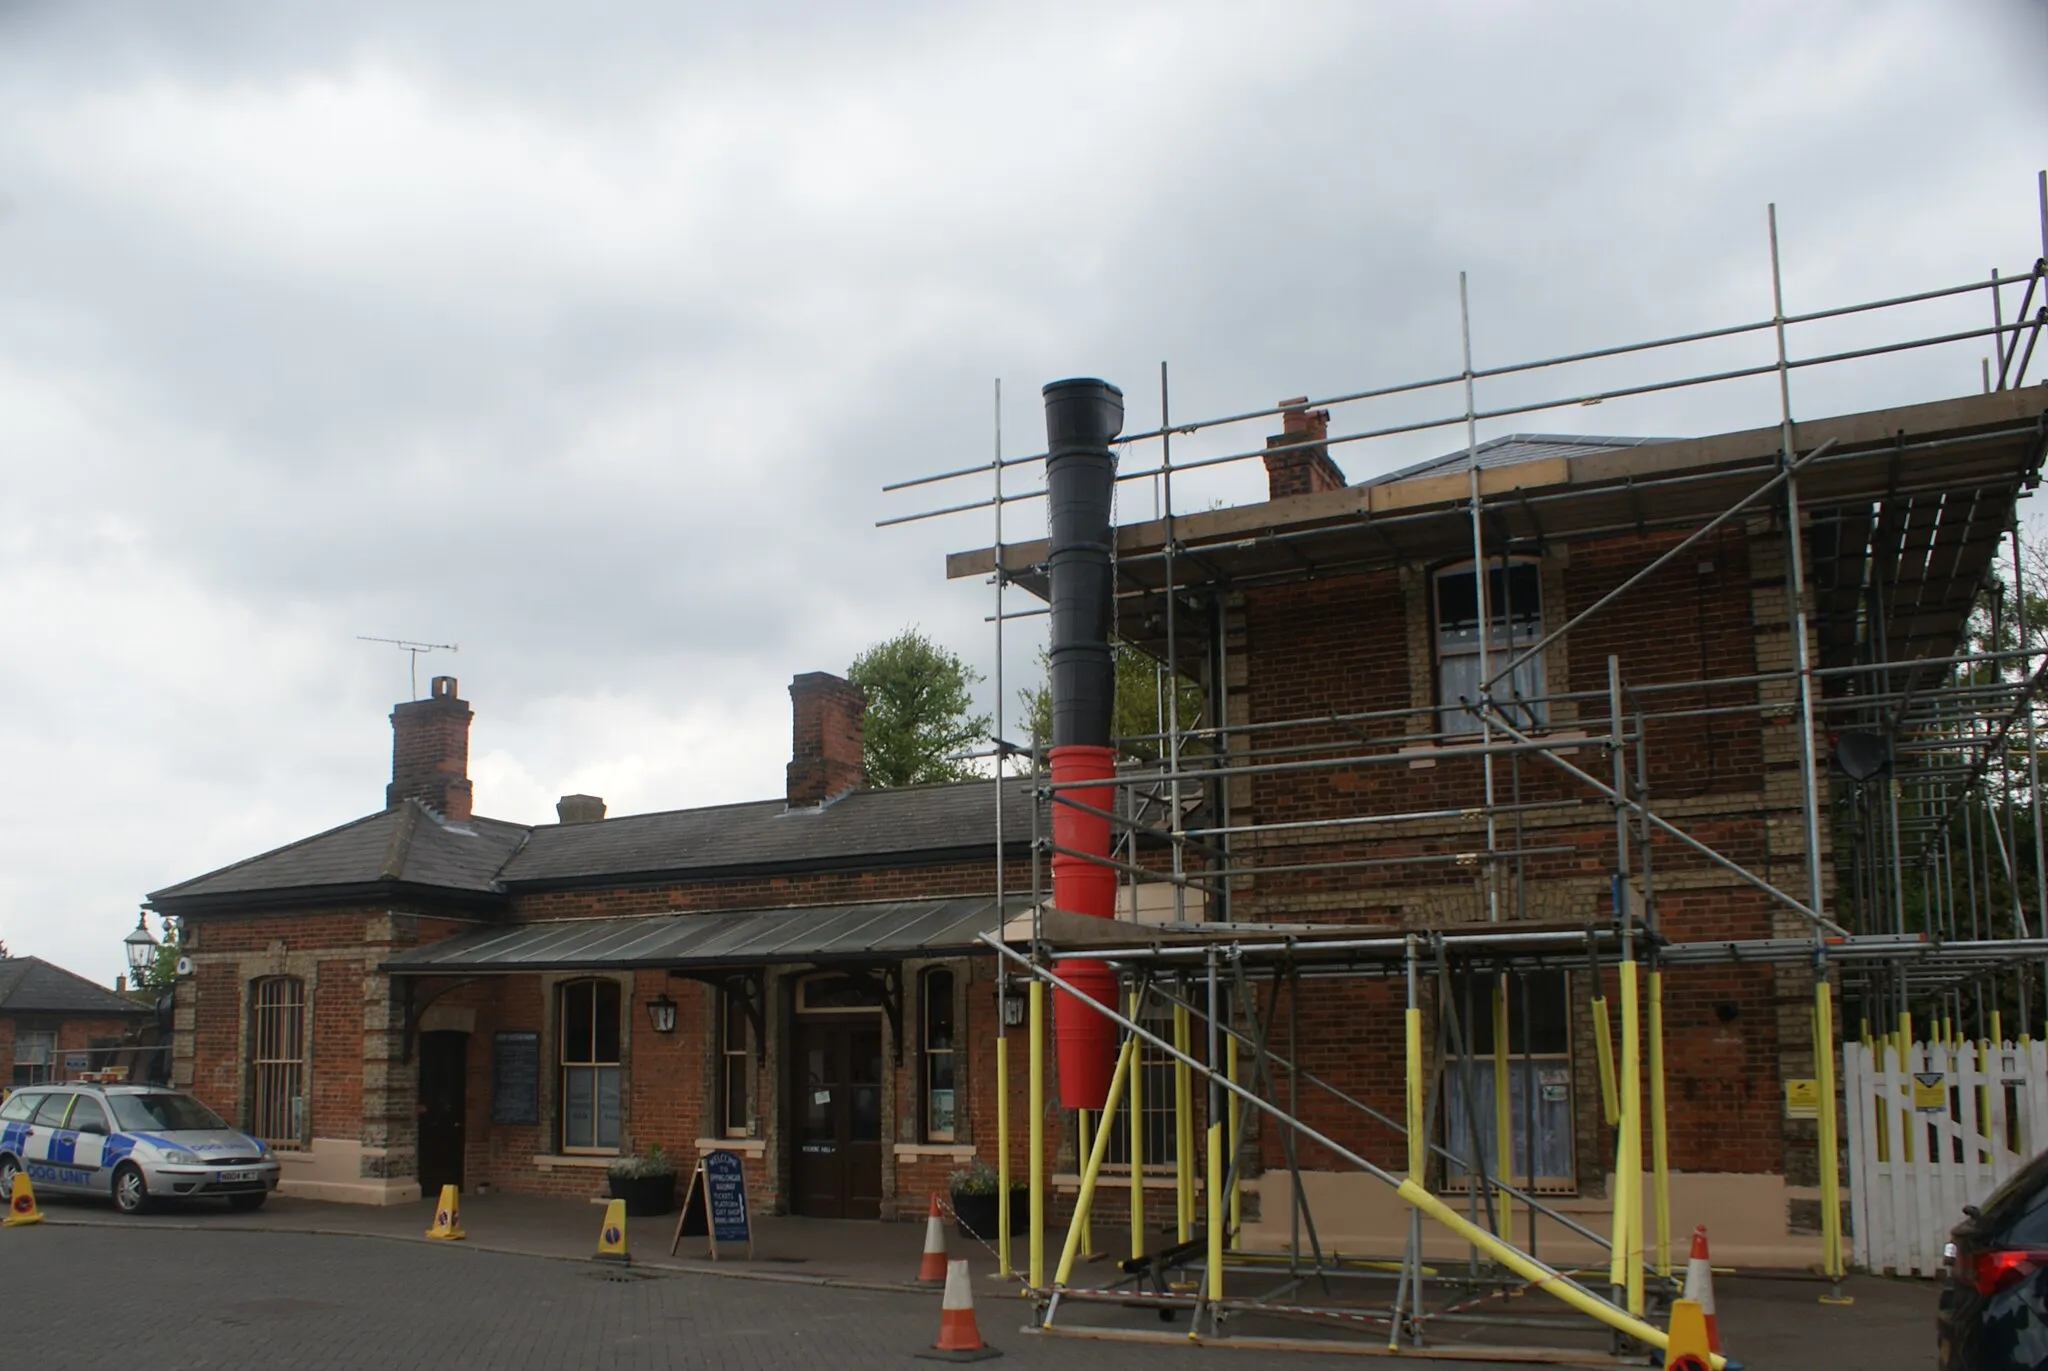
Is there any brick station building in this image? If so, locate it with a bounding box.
[2,956,154,1092]
[150,386,2040,1267]
[152,672,1035,1216]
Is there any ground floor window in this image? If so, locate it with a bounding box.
[720,986,752,1138]
[11,1028,55,1087]
[559,978,622,1152]
[922,968,956,1142]
[1103,1004,1201,1169]
[250,977,306,1146]
[1442,971,1575,1194]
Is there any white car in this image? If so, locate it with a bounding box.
[0,1084,280,1214]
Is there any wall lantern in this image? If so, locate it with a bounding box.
[646,993,679,1035]
[123,912,161,981]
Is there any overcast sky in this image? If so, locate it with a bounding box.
[0,1,2043,981]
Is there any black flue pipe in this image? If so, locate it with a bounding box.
[1042,378,1124,748]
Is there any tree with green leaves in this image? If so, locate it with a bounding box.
[1018,642,1205,763]
[847,629,992,787]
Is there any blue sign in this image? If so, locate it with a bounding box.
[702,1149,750,1244]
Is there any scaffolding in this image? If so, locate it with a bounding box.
[887,177,2048,1362]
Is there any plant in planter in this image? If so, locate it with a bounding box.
[606,1143,678,1217]
[948,1158,1028,1241]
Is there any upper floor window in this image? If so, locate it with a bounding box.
[1436,560,1546,735]
[249,977,306,1146]
[559,979,622,1152]
[922,969,957,1142]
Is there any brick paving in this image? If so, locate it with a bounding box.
[5,1207,1938,1369]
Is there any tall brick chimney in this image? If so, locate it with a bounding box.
[1263,397,1347,499]
[388,675,473,822]
[787,671,865,808]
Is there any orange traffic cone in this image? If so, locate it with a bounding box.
[1681,1224,1720,1353]
[917,1193,950,1284]
[916,1257,1000,1361]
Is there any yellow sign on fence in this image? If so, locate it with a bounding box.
[1912,1072,1947,1113]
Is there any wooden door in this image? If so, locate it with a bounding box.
[417,1030,468,1194]
[791,1020,883,1218]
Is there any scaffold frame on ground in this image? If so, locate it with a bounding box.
[886,175,2048,1362]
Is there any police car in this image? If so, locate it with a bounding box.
[0,1083,280,1214]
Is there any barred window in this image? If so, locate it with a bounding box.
[719,987,752,1138]
[559,979,622,1152]
[1103,1006,1197,1169]
[922,969,956,1142]
[249,977,307,1147]
[11,1028,55,1087]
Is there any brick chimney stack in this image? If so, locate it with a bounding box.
[388,675,473,822]
[787,672,865,808]
[1263,397,1347,499]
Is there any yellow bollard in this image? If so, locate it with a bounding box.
[4,1171,43,1228]
[594,1197,630,1264]
[424,1183,465,1241]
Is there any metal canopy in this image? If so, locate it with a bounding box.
[382,895,1031,975]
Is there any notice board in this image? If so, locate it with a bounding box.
[490,1031,540,1125]
[672,1148,753,1258]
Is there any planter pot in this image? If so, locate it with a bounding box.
[951,1187,1030,1242]
[607,1172,677,1218]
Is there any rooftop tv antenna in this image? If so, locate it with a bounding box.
[358,636,459,699]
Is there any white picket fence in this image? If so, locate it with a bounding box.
[1842,1039,2048,1276]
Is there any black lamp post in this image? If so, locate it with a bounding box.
[123,913,159,985]
[646,993,678,1035]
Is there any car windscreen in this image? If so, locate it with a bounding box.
[108,1093,230,1133]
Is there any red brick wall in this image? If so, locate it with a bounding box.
[508,859,999,921]
[311,961,363,1137]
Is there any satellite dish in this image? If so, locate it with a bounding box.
[1836,731,1892,782]
[175,956,195,978]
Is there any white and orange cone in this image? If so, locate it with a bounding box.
[917,1193,950,1284]
[1681,1224,1720,1353]
[916,1257,1000,1362]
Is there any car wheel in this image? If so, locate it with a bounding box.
[227,1192,267,1213]
[112,1162,152,1215]
[0,1154,19,1195]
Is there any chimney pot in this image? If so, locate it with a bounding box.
[388,678,474,822]
[556,794,607,824]
[787,671,865,808]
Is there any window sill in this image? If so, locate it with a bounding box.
[1403,728,1587,769]
[532,1153,620,1170]
[1052,1171,1194,1191]
[894,1142,976,1161]
[696,1138,766,1158]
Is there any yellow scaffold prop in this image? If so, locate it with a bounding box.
[995,939,1722,1369]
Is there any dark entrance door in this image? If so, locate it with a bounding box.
[417,1030,468,1194]
[790,1019,883,1219]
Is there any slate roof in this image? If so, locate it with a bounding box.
[497,778,1037,886]
[149,799,532,905]
[149,778,1039,907]
[383,895,1029,973]
[1367,433,1666,486]
[0,957,152,1017]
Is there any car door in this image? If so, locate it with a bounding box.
[57,1094,111,1190]
[25,1093,74,1189]
[0,1090,43,1163]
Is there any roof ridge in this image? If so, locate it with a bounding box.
[380,800,423,880]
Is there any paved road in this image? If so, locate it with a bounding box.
[3,1223,1935,1369]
